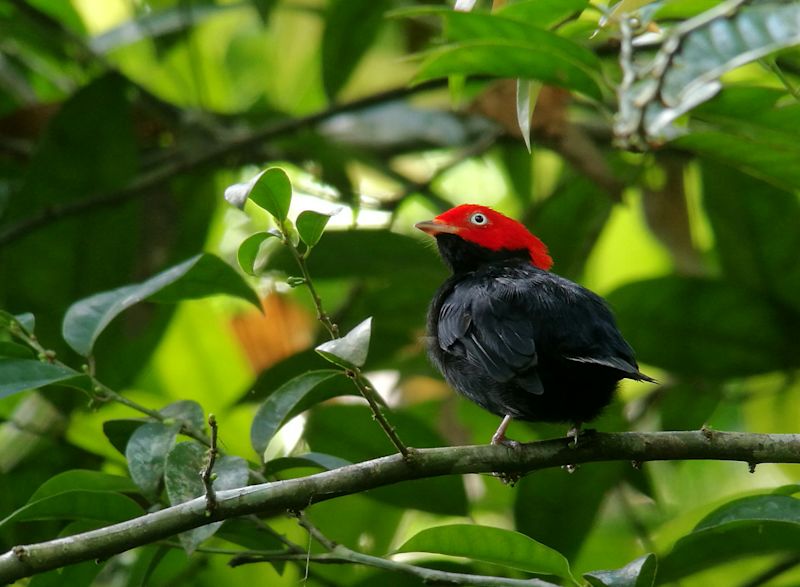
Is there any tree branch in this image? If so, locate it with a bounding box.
[1,430,799,583]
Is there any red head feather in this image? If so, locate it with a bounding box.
[417,204,553,270]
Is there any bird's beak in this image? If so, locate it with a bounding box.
[414,219,460,236]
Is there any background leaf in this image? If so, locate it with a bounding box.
[125,422,180,501]
[0,359,88,399]
[585,553,657,587]
[315,317,372,369]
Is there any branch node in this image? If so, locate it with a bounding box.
[701,424,714,440]
[200,414,219,515]
[748,462,757,474]
[12,546,28,562]
[631,459,643,470]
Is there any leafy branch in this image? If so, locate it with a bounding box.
[0,430,798,583]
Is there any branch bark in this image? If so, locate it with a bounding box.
[1,430,799,583]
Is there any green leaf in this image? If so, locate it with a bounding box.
[305,404,467,515]
[164,442,249,554]
[585,554,657,587]
[237,231,278,276]
[251,370,345,457]
[0,490,143,532]
[497,0,589,28]
[322,0,391,99]
[103,418,146,456]
[659,495,800,583]
[396,524,574,582]
[415,39,602,100]
[248,167,292,221]
[125,422,180,500]
[0,342,35,359]
[515,462,626,560]
[607,276,798,377]
[62,253,259,356]
[702,162,800,313]
[0,311,35,335]
[160,400,206,433]
[29,470,139,502]
[296,209,340,249]
[0,359,89,399]
[264,452,352,476]
[315,317,372,369]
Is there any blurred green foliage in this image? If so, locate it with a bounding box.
[1,0,800,586]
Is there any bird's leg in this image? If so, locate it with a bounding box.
[567,421,583,448]
[491,415,519,448]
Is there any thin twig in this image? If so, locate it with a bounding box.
[347,370,409,458]
[200,414,219,515]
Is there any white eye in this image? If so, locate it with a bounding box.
[470,212,488,226]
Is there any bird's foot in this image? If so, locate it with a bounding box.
[567,422,583,448]
[491,415,518,448]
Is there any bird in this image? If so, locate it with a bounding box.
[416,204,655,446]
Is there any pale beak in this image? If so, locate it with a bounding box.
[414,219,460,236]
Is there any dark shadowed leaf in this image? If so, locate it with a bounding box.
[248,167,292,221]
[164,442,249,553]
[498,0,589,28]
[126,422,181,501]
[103,419,147,456]
[62,253,259,356]
[585,553,657,587]
[251,369,346,457]
[0,342,35,359]
[607,276,798,377]
[0,359,89,399]
[305,404,468,515]
[515,462,625,560]
[264,452,352,476]
[315,317,372,369]
[702,162,800,313]
[29,470,138,501]
[658,495,800,583]
[297,209,340,249]
[396,524,574,581]
[322,0,390,99]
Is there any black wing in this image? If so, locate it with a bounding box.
[436,275,544,394]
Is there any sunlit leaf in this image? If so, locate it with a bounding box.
[315,317,372,369]
[237,232,278,276]
[62,254,259,356]
[249,168,293,221]
[250,369,345,457]
[396,524,575,582]
[297,209,340,249]
[585,553,657,587]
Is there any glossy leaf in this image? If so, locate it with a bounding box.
[62,253,259,356]
[315,317,372,369]
[164,442,249,553]
[237,231,278,276]
[0,359,89,399]
[607,276,797,377]
[296,209,339,249]
[659,495,800,582]
[322,0,390,98]
[702,162,800,313]
[0,490,143,532]
[29,470,138,502]
[396,524,574,582]
[251,369,345,457]
[125,422,180,500]
[585,554,657,587]
[248,167,292,221]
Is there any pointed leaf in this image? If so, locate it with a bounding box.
[29,470,139,502]
[659,495,800,583]
[396,524,574,582]
[498,0,589,28]
[63,253,259,356]
[0,342,35,359]
[516,79,535,152]
[103,419,147,456]
[164,442,249,554]
[264,452,352,476]
[315,317,372,369]
[0,311,35,335]
[250,370,345,457]
[160,400,206,433]
[237,232,278,276]
[125,422,180,500]
[0,359,88,399]
[247,167,292,221]
[585,554,657,587]
[296,209,340,249]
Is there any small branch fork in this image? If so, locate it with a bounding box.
[200,414,219,515]
[2,430,799,583]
